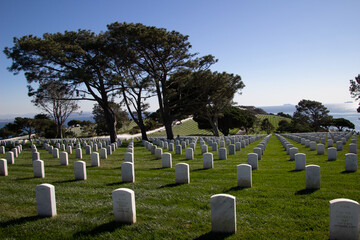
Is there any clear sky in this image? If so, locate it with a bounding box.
[1,0,360,117]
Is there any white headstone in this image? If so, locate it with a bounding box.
[306,165,320,190]
[349,143,357,154]
[328,147,337,161]
[317,144,325,155]
[253,147,262,160]
[112,188,136,224]
[294,153,306,171]
[91,152,100,167]
[218,148,227,160]
[75,148,82,159]
[162,153,172,168]
[211,194,236,233]
[237,164,252,188]
[52,148,59,159]
[309,141,316,151]
[36,183,56,217]
[247,153,258,170]
[289,147,298,161]
[74,161,87,180]
[121,162,135,183]
[85,145,92,155]
[66,146,72,154]
[100,148,107,159]
[12,148,18,158]
[329,198,359,240]
[33,160,45,178]
[212,143,218,151]
[336,141,343,151]
[0,159,8,176]
[328,139,333,147]
[6,151,14,164]
[175,145,182,155]
[32,151,40,161]
[201,145,208,154]
[60,152,68,166]
[345,153,357,172]
[229,144,236,155]
[185,148,194,160]
[175,163,190,184]
[124,152,134,163]
[155,148,163,159]
[203,153,214,169]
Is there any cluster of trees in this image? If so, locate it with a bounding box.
[4,22,245,141]
[276,99,355,133]
[0,114,57,140]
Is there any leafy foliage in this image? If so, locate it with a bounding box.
[293,99,331,132]
[332,118,355,131]
[92,102,128,136]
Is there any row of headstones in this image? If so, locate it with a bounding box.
[133,135,271,186]
[278,133,357,154]
[1,156,91,179]
[329,131,355,142]
[1,141,133,179]
[32,183,360,238]
[147,134,268,157]
[281,131,355,148]
[276,134,358,172]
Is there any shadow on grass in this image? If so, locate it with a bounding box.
[295,188,319,195]
[341,170,356,174]
[0,215,45,228]
[149,167,163,170]
[192,168,209,172]
[224,186,248,192]
[52,179,78,184]
[73,221,127,238]
[158,183,185,188]
[195,231,233,240]
[106,181,128,186]
[15,177,35,181]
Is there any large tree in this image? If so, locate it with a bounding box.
[181,70,244,136]
[260,118,274,134]
[293,99,330,132]
[193,106,253,136]
[332,118,355,131]
[349,74,360,112]
[4,30,121,142]
[107,22,197,139]
[92,102,128,136]
[29,80,79,138]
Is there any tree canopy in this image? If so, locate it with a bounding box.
[293,99,331,132]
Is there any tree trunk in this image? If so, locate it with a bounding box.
[140,125,148,141]
[58,124,63,139]
[164,119,174,139]
[155,78,174,140]
[208,115,220,137]
[104,108,118,143]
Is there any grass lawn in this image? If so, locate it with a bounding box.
[0,134,359,239]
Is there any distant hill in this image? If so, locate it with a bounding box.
[238,105,267,115]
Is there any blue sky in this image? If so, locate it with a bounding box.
[1,0,360,117]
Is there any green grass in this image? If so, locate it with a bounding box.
[0,134,359,239]
[257,114,291,127]
[149,119,214,137]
